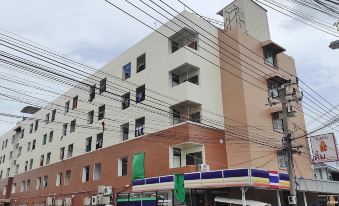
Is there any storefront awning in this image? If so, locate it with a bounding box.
[215,197,271,206]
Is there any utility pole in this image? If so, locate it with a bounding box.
[268,80,303,205]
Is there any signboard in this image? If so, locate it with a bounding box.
[310,133,339,163]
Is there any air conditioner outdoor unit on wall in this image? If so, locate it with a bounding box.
[98,185,105,194]
[54,199,63,206]
[104,186,113,196]
[101,196,111,204]
[92,195,98,205]
[198,164,210,172]
[46,197,54,206]
[83,197,91,206]
[64,197,72,206]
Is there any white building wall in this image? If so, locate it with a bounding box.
[0,11,225,177]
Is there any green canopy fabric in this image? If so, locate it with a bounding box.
[132,152,145,180]
[174,174,185,202]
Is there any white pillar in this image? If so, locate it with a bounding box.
[277,190,281,206]
[241,187,247,206]
[303,192,308,206]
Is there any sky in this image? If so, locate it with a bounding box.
[0,0,338,139]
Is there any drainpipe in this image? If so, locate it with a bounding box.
[241,187,247,206]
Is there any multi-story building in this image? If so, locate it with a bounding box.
[0,0,337,205]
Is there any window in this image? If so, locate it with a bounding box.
[45,113,50,124]
[24,161,28,171]
[121,92,130,110]
[268,81,280,98]
[11,183,16,193]
[32,139,36,150]
[29,159,33,170]
[278,153,288,170]
[29,123,33,133]
[65,101,70,113]
[15,164,19,175]
[43,134,47,145]
[20,181,26,192]
[121,123,129,141]
[11,135,15,144]
[72,95,78,109]
[64,170,71,185]
[135,117,145,137]
[62,123,68,136]
[43,176,48,188]
[89,84,96,102]
[264,48,277,67]
[99,78,107,94]
[40,155,44,167]
[4,139,7,148]
[70,119,76,133]
[21,129,24,138]
[46,152,51,165]
[93,163,101,181]
[6,168,10,177]
[0,170,2,179]
[60,147,65,160]
[2,155,4,163]
[98,105,105,120]
[85,137,92,152]
[17,147,22,157]
[272,112,284,132]
[34,120,39,131]
[118,157,128,176]
[96,133,103,150]
[36,177,42,190]
[9,151,13,159]
[49,131,54,142]
[173,148,181,168]
[170,28,198,53]
[122,63,131,80]
[137,53,146,73]
[67,144,73,158]
[26,179,30,191]
[51,109,56,121]
[82,166,90,182]
[56,172,62,186]
[170,64,199,87]
[27,142,31,152]
[87,110,94,125]
[186,151,202,165]
[136,85,145,103]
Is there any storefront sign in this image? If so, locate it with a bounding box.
[310,133,339,163]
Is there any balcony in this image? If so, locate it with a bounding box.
[170,101,201,125]
[170,63,199,87]
[169,28,198,53]
[169,142,204,168]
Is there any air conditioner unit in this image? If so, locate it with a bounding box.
[92,195,98,205]
[46,197,54,206]
[104,186,113,196]
[64,197,72,206]
[288,196,297,204]
[198,164,210,172]
[83,197,91,206]
[97,194,104,204]
[101,196,111,204]
[55,199,63,206]
[98,185,105,194]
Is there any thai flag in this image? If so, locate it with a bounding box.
[269,171,280,189]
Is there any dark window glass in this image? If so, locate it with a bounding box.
[135,117,145,137]
[99,78,107,94]
[72,96,78,109]
[96,133,103,150]
[122,93,130,110]
[136,85,145,103]
[98,105,105,120]
[137,54,146,73]
[123,63,131,80]
[89,85,96,102]
[186,151,202,165]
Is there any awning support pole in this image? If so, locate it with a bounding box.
[303,192,308,206]
[241,187,248,206]
[277,190,281,206]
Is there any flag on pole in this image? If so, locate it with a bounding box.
[174,174,185,202]
[132,152,145,180]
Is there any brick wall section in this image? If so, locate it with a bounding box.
[0,123,226,205]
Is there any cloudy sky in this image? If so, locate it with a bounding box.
[0,0,338,137]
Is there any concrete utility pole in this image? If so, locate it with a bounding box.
[269,80,303,205]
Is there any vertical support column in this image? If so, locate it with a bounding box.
[303,192,308,206]
[241,187,247,206]
[277,190,282,206]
